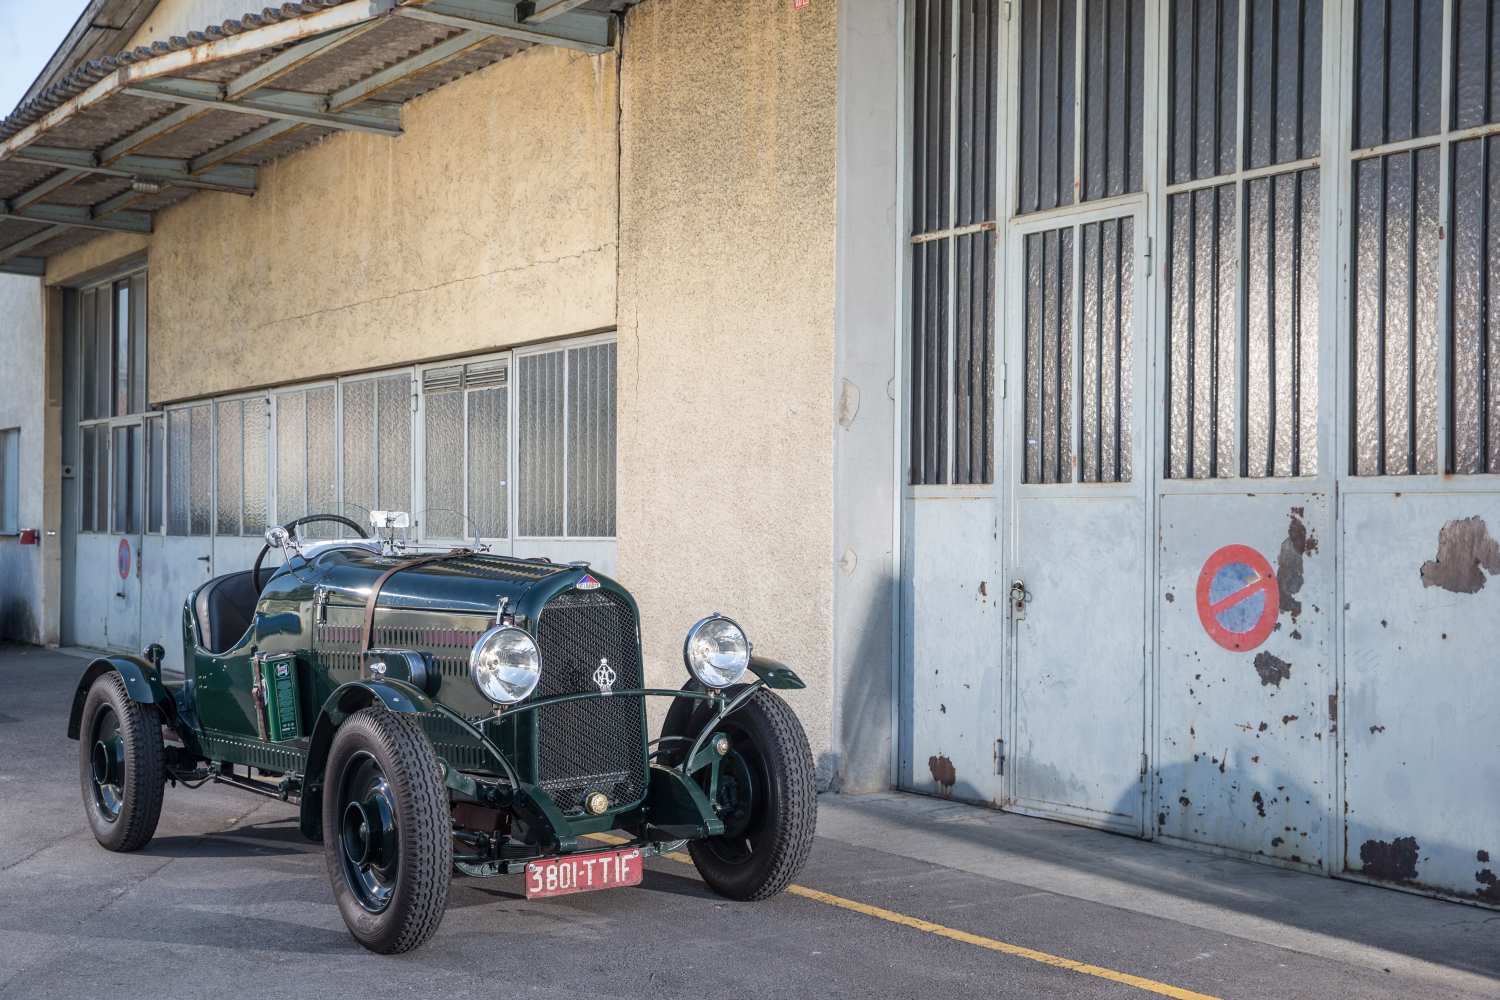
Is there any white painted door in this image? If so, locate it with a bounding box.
[1006,206,1149,834]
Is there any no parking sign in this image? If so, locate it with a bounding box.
[1195,544,1278,652]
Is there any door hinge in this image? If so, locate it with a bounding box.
[994,738,1005,775]
[1143,235,1153,277]
[1002,1,1013,21]
[999,361,1008,398]
[1139,752,1149,783]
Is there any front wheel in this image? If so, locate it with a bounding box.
[79,671,164,852]
[688,689,817,900]
[322,709,452,954]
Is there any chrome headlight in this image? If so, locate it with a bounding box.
[469,626,542,705]
[683,614,751,688]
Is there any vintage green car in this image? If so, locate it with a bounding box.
[66,511,817,953]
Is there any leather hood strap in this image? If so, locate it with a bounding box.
[360,548,473,659]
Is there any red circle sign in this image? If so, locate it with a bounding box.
[1195,544,1278,652]
[117,537,132,581]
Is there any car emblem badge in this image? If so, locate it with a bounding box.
[577,574,601,591]
[592,658,617,694]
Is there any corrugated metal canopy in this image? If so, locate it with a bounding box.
[0,0,625,275]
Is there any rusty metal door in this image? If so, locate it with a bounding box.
[1004,205,1149,834]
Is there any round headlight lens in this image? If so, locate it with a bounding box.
[683,615,751,688]
[469,626,541,705]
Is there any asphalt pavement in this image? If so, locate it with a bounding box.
[0,644,1496,1000]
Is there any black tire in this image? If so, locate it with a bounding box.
[686,689,817,901]
[78,671,165,852]
[322,708,451,954]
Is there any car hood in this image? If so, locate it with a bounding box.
[279,546,616,625]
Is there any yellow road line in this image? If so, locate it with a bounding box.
[584,834,1220,1000]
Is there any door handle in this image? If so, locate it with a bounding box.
[1009,580,1030,621]
[196,555,211,562]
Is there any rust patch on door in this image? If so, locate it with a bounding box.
[1251,790,1266,817]
[1277,511,1316,618]
[1359,836,1421,882]
[1252,651,1291,687]
[927,754,956,793]
[1419,516,1500,593]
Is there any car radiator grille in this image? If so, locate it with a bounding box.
[533,589,648,816]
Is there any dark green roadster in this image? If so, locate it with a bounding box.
[66,511,817,953]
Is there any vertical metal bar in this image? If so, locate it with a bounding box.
[1267,175,1279,476]
[1164,202,1175,479]
[1055,0,1065,205]
[1406,148,1419,474]
[1295,0,1306,159]
[1113,216,1124,481]
[1074,0,1085,204]
[1208,185,1220,476]
[1481,137,1492,470]
[1292,169,1304,475]
[1071,222,1083,482]
[911,1,928,482]
[1055,228,1066,481]
[1186,192,1199,477]
[1034,0,1044,212]
[1214,0,1224,172]
[1096,220,1106,479]
[1235,0,1250,475]
[948,0,961,484]
[1437,0,1455,473]
[1190,0,1200,180]
[1382,0,1392,145]
[1376,156,1388,474]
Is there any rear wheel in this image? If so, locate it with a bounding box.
[687,689,817,900]
[322,708,451,954]
[78,671,164,852]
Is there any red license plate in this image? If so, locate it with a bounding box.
[525,846,644,899]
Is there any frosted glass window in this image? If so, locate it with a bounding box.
[275,392,306,523]
[242,399,267,535]
[467,385,509,539]
[423,382,464,539]
[216,400,242,535]
[518,352,565,537]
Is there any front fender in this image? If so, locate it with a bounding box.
[67,656,172,740]
[298,679,436,841]
[748,656,806,690]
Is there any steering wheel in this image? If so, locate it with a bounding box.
[252,513,369,593]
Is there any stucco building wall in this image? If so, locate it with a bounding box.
[47,42,620,404]
[0,275,48,643]
[616,0,840,780]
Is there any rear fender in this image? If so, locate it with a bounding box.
[297,678,436,841]
[67,656,172,740]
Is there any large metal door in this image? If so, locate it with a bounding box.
[1005,206,1149,833]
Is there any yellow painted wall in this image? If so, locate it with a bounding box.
[48,42,619,404]
[616,0,840,776]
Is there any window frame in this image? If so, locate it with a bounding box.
[74,266,149,535]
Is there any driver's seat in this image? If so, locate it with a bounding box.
[194,571,259,655]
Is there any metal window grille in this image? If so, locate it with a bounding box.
[1349,0,1500,475]
[420,359,512,541]
[1164,0,1323,479]
[910,0,999,486]
[1022,217,1136,485]
[72,269,149,532]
